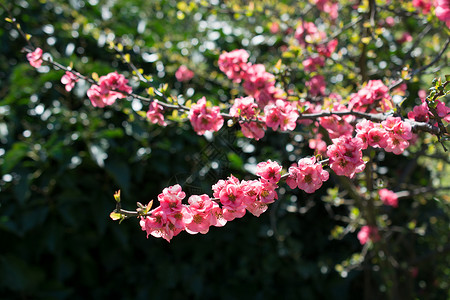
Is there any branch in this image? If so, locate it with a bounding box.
[389,37,450,91]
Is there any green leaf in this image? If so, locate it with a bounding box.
[2,142,29,173]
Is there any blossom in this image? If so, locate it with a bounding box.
[189,97,224,135]
[412,0,432,14]
[255,160,282,184]
[27,48,43,68]
[61,71,79,92]
[326,136,365,178]
[185,194,216,234]
[356,120,389,149]
[286,157,329,193]
[87,71,132,108]
[378,189,398,207]
[229,97,266,139]
[175,65,194,82]
[435,0,450,27]
[357,225,380,245]
[240,117,266,140]
[264,99,298,132]
[349,80,393,112]
[311,0,339,19]
[242,64,277,107]
[306,75,326,96]
[146,101,167,126]
[319,103,354,139]
[302,56,325,72]
[218,49,250,83]
[139,185,193,242]
[381,117,412,155]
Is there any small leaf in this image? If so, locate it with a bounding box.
[114,190,121,203]
[110,212,122,221]
[92,72,99,82]
[25,34,32,41]
[5,17,13,23]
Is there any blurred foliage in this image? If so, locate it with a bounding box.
[0,0,449,299]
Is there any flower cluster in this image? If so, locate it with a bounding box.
[218,49,250,83]
[356,117,413,154]
[87,71,132,108]
[306,75,326,97]
[408,98,450,124]
[435,0,450,28]
[378,188,398,207]
[218,50,282,108]
[319,102,354,139]
[357,225,380,245]
[175,65,194,82]
[229,96,266,140]
[295,21,338,57]
[302,55,325,72]
[264,99,299,132]
[286,157,329,193]
[139,185,225,242]
[140,160,282,242]
[27,48,43,68]
[311,0,339,20]
[326,136,366,178]
[61,71,79,92]
[147,101,167,127]
[349,80,393,113]
[189,97,224,135]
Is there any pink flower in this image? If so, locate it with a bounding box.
[218,49,250,83]
[147,101,167,126]
[189,97,224,135]
[319,103,354,139]
[295,22,325,45]
[309,133,327,155]
[185,194,216,234]
[326,136,366,178]
[216,175,245,211]
[384,16,396,27]
[381,117,412,155]
[302,56,325,72]
[357,225,380,245]
[435,0,450,27]
[87,72,132,108]
[240,118,266,140]
[98,71,132,94]
[61,71,79,92]
[264,100,299,132]
[316,39,338,57]
[230,96,258,119]
[242,64,277,107]
[175,65,194,82]
[306,75,326,96]
[349,80,392,113]
[378,189,398,207]
[311,0,339,19]
[397,32,413,44]
[258,178,278,204]
[413,0,432,14]
[27,48,43,68]
[87,84,111,108]
[256,160,282,184]
[270,22,280,34]
[139,184,193,243]
[286,157,329,193]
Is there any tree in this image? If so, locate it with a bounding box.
[1,0,449,299]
